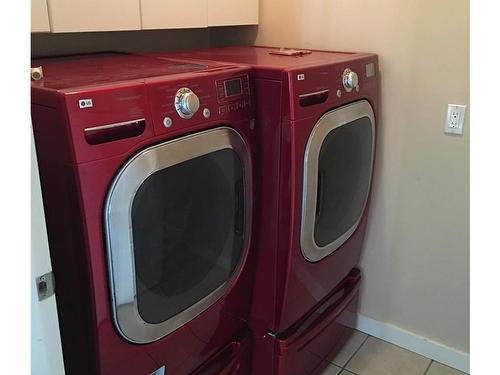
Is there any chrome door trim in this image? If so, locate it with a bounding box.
[300,100,375,262]
[104,127,252,344]
[298,89,330,99]
[83,118,145,133]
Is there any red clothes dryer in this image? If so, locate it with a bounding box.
[152,46,379,375]
[31,53,257,375]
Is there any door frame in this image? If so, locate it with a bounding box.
[104,127,252,344]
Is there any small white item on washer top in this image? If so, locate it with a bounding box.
[163,117,173,128]
[31,66,44,81]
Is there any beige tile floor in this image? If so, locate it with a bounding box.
[318,330,467,375]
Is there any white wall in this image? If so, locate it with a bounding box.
[256,0,470,354]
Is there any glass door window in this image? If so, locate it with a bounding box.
[132,149,244,324]
[105,127,251,343]
[301,100,375,262]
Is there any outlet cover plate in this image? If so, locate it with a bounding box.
[445,104,466,135]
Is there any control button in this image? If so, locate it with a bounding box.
[336,89,342,98]
[163,117,173,128]
[203,108,211,118]
[342,68,359,92]
[174,88,200,119]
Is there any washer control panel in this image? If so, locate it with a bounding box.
[174,88,200,119]
[216,75,251,115]
[147,67,253,135]
[216,75,250,101]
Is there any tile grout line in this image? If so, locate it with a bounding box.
[335,334,462,375]
[423,360,434,375]
[361,331,436,362]
[340,332,371,374]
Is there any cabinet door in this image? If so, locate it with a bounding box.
[207,0,258,26]
[141,0,207,29]
[32,0,50,32]
[47,0,141,32]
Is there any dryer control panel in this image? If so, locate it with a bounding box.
[288,54,379,120]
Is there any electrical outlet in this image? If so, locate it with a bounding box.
[444,104,466,135]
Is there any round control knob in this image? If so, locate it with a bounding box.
[175,88,200,119]
[342,68,359,92]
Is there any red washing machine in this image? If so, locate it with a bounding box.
[31,53,257,375]
[152,46,379,375]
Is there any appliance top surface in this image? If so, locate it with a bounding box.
[155,46,375,71]
[31,52,230,91]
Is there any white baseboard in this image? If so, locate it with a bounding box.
[341,313,470,374]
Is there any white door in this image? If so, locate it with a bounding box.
[31,135,65,375]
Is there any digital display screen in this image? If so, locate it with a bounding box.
[224,78,242,97]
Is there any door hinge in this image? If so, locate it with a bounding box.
[36,271,55,301]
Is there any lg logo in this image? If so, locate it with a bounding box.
[78,98,93,108]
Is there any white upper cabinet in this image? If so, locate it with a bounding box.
[32,1,258,34]
[32,0,50,32]
[207,0,258,26]
[141,0,207,29]
[47,0,141,32]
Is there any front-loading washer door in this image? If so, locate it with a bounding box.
[104,127,251,344]
[301,100,375,262]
